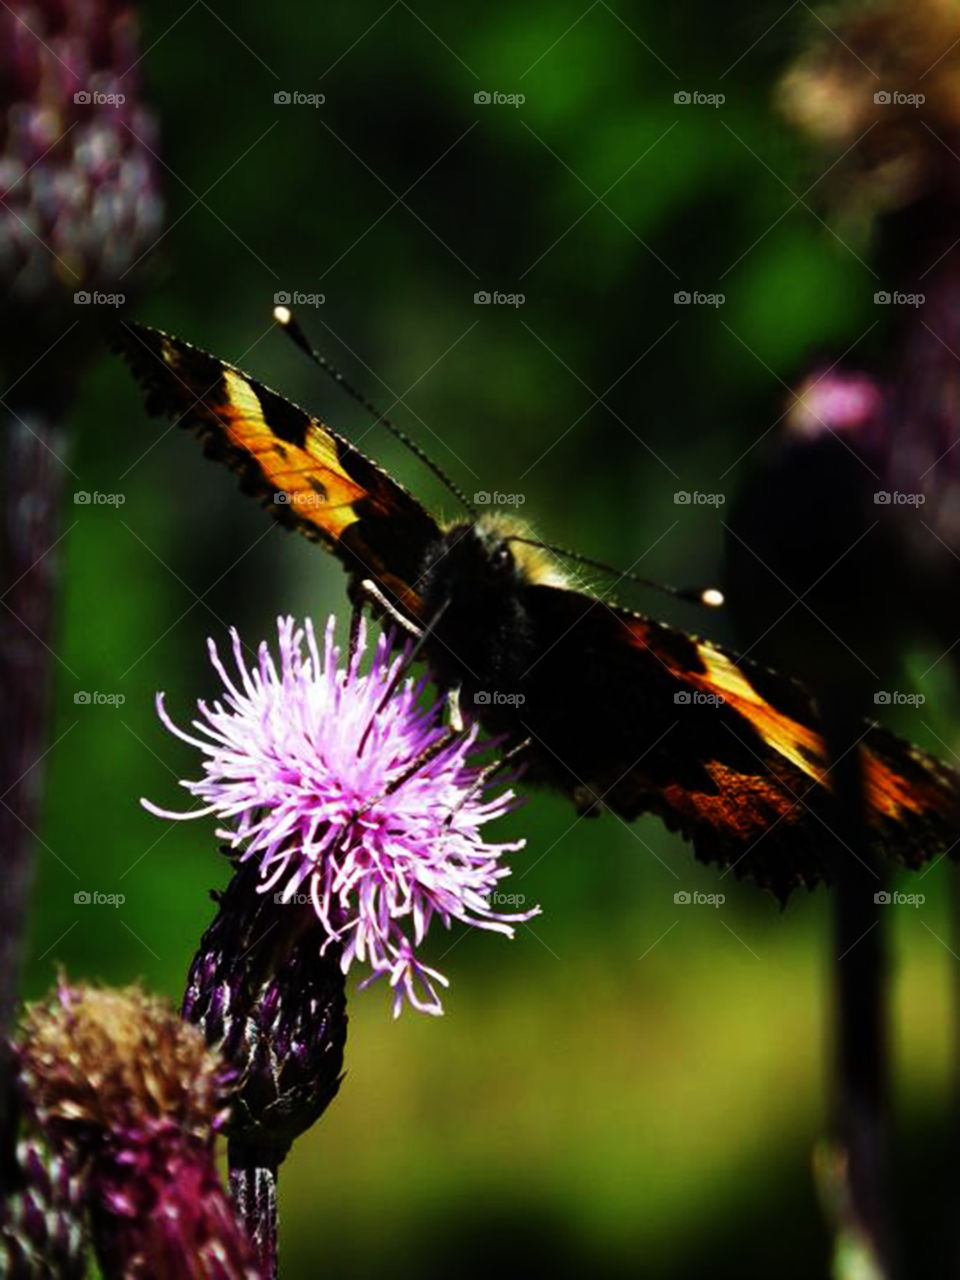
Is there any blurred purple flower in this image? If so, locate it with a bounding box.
[786,368,885,446]
[0,0,163,305]
[146,615,538,1016]
[0,0,164,1168]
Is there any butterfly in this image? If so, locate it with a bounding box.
[116,320,960,901]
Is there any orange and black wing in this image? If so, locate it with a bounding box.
[115,322,441,620]
[519,585,959,897]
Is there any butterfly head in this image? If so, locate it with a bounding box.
[414,514,563,692]
[421,513,567,604]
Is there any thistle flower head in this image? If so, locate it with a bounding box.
[0,0,163,308]
[16,981,260,1279]
[147,615,538,1016]
[777,0,960,218]
[18,982,231,1150]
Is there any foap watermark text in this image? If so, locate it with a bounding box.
[475,690,525,707]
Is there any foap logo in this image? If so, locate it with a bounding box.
[472,490,525,506]
[674,690,725,707]
[874,90,925,107]
[474,690,526,707]
[491,891,526,907]
[74,290,125,307]
[674,290,725,308]
[274,90,325,107]
[74,490,125,506]
[673,490,725,506]
[474,90,525,107]
[674,889,725,906]
[73,89,126,107]
[873,490,925,506]
[474,290,525,308]
[274,892,312,906]
[874,890,925,907]
[273,290,325,307]
[274,490,326,508]
[873,690,926,707]
[74,691,126,707]
[74,890,126,907]
[674,90,725,108]
[873,290,924,308]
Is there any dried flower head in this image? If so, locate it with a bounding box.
[147,615,538,1016]
[19,982,229,1148]
[17,981,260,1279]
[777,0,960,218]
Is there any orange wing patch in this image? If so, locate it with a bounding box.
[864,751,927,820]
[626,618,827,784]
[215,368,365,540]
[682,646,827,785]
[862,740,959,828]
[117,323,442,621]
[661,762,799,841]
[617,611,958,890]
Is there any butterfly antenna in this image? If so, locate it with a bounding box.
[274,306,476,518]
[509,537,725,609]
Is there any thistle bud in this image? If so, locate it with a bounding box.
[183,858,348,1166]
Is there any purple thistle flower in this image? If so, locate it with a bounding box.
[146,615,538,1016]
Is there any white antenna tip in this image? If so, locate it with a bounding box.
[273,305,292,326]
[701,587,725,609]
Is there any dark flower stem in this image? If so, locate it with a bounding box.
[0,409,65,1168]
[827,711,893,1278]
[950,867,960,1279]
[228,1141,280,1280]
[833,874,890,1271]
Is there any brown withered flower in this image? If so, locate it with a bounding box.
[17,981,261,1279]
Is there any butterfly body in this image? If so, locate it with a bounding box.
[116,322,960,899]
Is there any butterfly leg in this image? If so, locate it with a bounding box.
[446,685,464,734]
[358,578,423,639]
[355,592,450,758]
[443,737,533,827]
[349,599,365,664]
[383,730,460,798]
[340,729,460,820]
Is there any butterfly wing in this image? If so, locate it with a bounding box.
[116,328,959,896]
[514,584,959,897]
[115,322,441,619]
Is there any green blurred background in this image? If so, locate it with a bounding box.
[24,1,960,1275]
